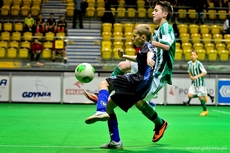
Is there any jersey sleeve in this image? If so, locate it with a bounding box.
[159,24,175,47]
[187,61,190,73]
[198,62,207,74]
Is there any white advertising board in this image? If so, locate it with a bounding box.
[0,76,10,102]
[63,77,106,103]
[167,78,216,105]
[11,77,61,102]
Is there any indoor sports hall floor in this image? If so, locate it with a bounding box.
[0,103,229,153]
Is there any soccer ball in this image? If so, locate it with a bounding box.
[75,63,95,83]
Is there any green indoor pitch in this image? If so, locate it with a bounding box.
[0,103,230,153]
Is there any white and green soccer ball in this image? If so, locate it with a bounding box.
[75,63,96,83]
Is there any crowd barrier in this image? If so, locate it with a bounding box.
[0,73,229,105]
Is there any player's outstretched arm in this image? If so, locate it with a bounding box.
[118,48,137,62]
[147,51,155,69]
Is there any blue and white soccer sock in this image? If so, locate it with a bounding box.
[108,113,120,142]
[97,89,109,112]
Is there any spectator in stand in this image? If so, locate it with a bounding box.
[52,38,67,63]
[193,0,208,24]
[46,13,57,33]
[30,38,44,66]
[24,13,35,32]
[57,15,67,33]
[73,0,83,29]
[36,13,46,33]
[101,0,115,25]
[222,18,230,34]
[81,0,88,16]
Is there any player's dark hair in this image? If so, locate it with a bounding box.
[191,50,198,55]
[50,13,54,16]
[134,24,152,42]
[156,0,173,20]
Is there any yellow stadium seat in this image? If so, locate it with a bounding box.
[0,41,8,49]
[34,32,43,40]
[189,24,199,34]
[127,8,136,18]
[111,8,116,16]
[43,41,53,49]
[42,48,51,58]
[4,22,13,31]
[86,7,95,17]
[21,41,31,49]
[205,43,214,51]
[31,6,40,16]
[114,23,123,32]
[21,5,30,16]
[1,5,10,16]
[12,32,21,41]
[137,0,145,8]
[0,47,6,58]
[193,43,203,50]
[102,23,112,32]
[176,42,181,49]
[66,6,74,17]
[3,0,12,6]
[191,33,201,44]
[117,7,126,18]
[97,7,105,17]
[180,33,190,43]
[147,8,153,18]
[208,10,216,20]
[9,41,19,49]
[218,10,226,20]
[23,32,32,41]
[178,24,188,34]
[97,1,105,7]
[182,43,192,50]
[0,23,2,31]
[219,50,229,61]
[113,41,123,49]
[210,25,220,35]
[1,32,10,41]
[207,49,218,61]
[216,43,226,51]
[118,0,125,7]
[197,49,206,61]
[124,32,132,42]
[45,32,54,41]
[175,49,183,61]
[209,2,214,7]
[102,32,112,41]
[23,0,31,6]
[148,24,155,32]
[227,44,230,50]
[7,47,17,58]
[18,48,29,58]
[125,48,135,56]
[101,41,112,51]
[184,49,192,61]
[113,47,122,59]
[224,34,230,44]
[14,22,23,32]
[56,32,66,39]
[33,0,41,6]
[213,34,222,44]
[200,24,209,34]
[138,8,146,18]
[13,0,22,5]
[102,48,112,59]
[188,9,196,19]
[178,9,186,19]
[11,5,20,16]
[124,23,134,33]
[125,41,134,49]
[113,32,123,41]
[202,34,212,44]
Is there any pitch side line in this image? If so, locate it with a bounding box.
[212,109,230,115]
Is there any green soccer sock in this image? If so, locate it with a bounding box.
[139,102,163,126]
[200,99,207,111]
[193,94,198,98]
[111,66,125,76]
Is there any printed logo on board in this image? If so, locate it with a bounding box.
[219,85,230,98]
[66,81,84,95]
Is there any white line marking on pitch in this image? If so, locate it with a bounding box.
[212,109,230,115]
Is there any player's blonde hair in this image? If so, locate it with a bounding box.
[133,24,152,42]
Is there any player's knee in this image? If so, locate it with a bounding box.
[135,100,145,110]
[117,61,130,72]
[188,94,193,98]
[198,96,204,100]
[98,80,109,89]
